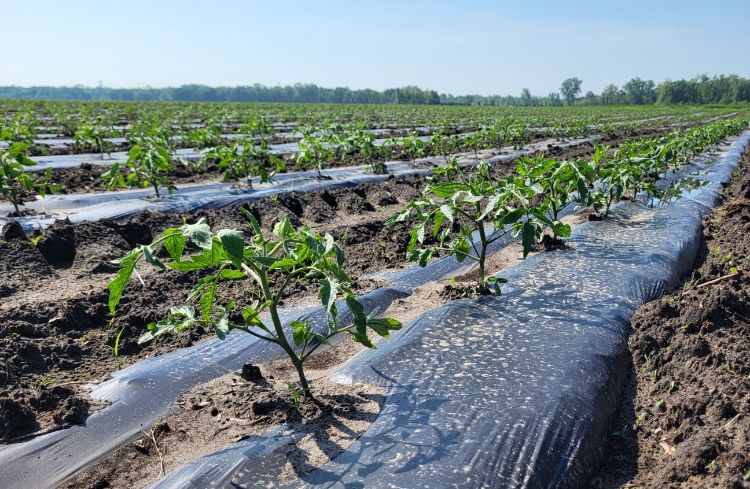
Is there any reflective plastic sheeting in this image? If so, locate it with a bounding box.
[147,132,750,488]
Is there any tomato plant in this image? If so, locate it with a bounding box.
[108,211,401,396]
[0,143,56,213]
[102,136,175,198]
[207,138,279,187]
[296,129,333,178]
[74,119,113,158]
[387,159,552,293]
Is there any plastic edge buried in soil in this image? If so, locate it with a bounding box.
[145,131,750,488]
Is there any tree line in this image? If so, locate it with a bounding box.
[0,84,440,105]
[0,75,748,105]
[446,75,750,106]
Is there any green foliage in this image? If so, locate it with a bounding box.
[206,138,279,187]
[74,118,114,158]
[108,212,401,395]
[296,129,333,178]
[0,142,57,213]
[348,129,387,174]
[390,116,749,293]
[188,123,222,149]
[103,136,175,198]
[387,158,554,292]
[0,113,36,146]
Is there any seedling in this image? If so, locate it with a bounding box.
[349,129,387,174]
[102,136,175,198]
[387,158,553,292]
[0,142,57,213]
[188,124,222,149]
[108,211,401,396]
[113,327,125,370]
[74,120,113,158]
[296,129,332,178]
[206,138,276,188]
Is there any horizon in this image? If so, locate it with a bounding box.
[2,0,749,96]
[1,74,747,99]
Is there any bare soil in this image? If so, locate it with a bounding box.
[14,123,673,199]
[0,128,658,443]
[593,148,750,488]
[55,211,550,489]
[60,369,384,489]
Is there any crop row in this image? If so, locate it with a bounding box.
[106,116,750,394]
[3,110,741,213]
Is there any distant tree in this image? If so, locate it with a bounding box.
[560,77,583,105]
[623,78,656,104]
[601,84,621,105]
[520,88,533,106]
[583,90,598,105]
[546,92,563,106]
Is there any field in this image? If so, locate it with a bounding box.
[1,101,749,488]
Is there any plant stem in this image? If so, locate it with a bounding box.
[476,219,488,288]
[259,269,313,396]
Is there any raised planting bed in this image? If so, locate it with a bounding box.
[0,116,747,489]
[131,130,748,488]
[593,145,750,488]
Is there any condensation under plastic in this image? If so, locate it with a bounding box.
[144,131,750,488]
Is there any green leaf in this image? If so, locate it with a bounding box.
[551,221,572,238]
[199,280,216,321]
[429,182,466,198]
[367,317,402,337]
[218,229,245,265]
[218,269,246,280]
[240,207,263,235]
[242,306,265,328]
[453,235,471,262]
[138,306,196,344]
[162,228,186,260]
[213,313,230,340]
[385,207,412,226]
[141,245,165,270]
[272,216,294,238]
[345,294,368,339]
[268,256,300,270]
[319,277,339,314]
[181,219,212,249]
[291,320,311,346]
[438,204,454,222]
[521,221,536,258]
[108,251,139,315]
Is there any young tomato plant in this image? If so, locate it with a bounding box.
[387,159,546,293]
[103,136,175,198]
[74,120,113,158]
[0,143,57,213]
[349,129,387,174]
[516,154,588,229]
[402,132,428,166]
[188,123,222,149]
[296,129,333,178]
[108,211,401,396]
[206,138,275,188]
[0,113,36,147]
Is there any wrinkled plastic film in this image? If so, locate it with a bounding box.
[2,137,596,233]
[147,132,749,489]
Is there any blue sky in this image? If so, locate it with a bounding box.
[2,0,748,95]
